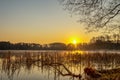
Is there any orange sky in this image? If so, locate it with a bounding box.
[0,0,100,44]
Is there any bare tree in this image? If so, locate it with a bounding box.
[58,0,120,32]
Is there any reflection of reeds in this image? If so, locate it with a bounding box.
[0,51,120,80]
[43,63,82,79]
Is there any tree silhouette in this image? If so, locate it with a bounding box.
[59,0,120,32]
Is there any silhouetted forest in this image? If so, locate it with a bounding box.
[0,35,120,50]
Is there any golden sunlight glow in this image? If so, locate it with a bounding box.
[69,37,80,44]
[73,40,77,44]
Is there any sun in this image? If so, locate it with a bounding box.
[72,39,77,45]
[69,37,81,44]
[72,40,77,44]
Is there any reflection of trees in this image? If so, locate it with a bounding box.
[0,51,120,80]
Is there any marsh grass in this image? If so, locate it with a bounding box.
[0,51,120,80]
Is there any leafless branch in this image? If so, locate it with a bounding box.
[43,63,82,79]
[59,0,120,32]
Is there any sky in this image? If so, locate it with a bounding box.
[0,0,99,44]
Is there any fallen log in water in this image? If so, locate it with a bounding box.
[38,62,120,80]
[42,63,82,79]
[84,67,120,80]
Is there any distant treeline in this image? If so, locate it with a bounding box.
[0,35,120,50]
[0,42,67,50]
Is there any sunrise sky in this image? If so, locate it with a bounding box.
[0,0,100,44]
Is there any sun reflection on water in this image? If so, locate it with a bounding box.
[0,50,120,80]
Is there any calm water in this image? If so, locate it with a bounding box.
[0,50,120,80]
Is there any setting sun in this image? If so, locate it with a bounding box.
[73,40,77,44]
[69,36,81,44]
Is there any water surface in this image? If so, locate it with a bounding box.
[0,50,120,80]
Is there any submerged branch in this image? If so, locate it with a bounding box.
[43,63,82,79]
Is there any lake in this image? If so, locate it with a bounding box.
[0,50,120,80]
